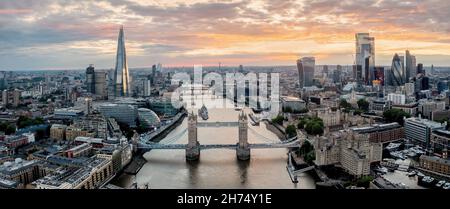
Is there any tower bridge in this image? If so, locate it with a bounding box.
[138,111,302,161]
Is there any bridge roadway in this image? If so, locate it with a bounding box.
[137,139,300,151]
[196,121,239,127]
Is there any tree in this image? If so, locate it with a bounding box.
[293,108,309,114]
[304,150,316,164]
[356,176,374,188]
[271,115,284,125]
[298,141,315,164]
[5,124,16,135]
[354,109,364,115]
[304,117,324,136]
[339,99,352,109]
[17,116,45,129]
[357,99,369,112]
[299,140,314,155]
[285,125,297,138]
[297,119,307,129]
[383,109,411,125]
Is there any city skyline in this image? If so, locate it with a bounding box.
[1,0,450,70]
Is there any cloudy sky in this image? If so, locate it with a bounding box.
[1,0,450,70]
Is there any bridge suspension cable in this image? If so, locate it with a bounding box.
[144,128,187,145]
[248,126,298,144]
[159,128,187,144]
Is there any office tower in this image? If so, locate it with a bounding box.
[143,75,152,97]
[85,97,93,115]
[1,89,21,107]
[374,67,385,85]
[437,80,449,93]
[333,65,342,83]
[365,56,375,85]
[151,64,157,86]
[94,71,108,100]
[0,71,7,90]
[405,50,416,81]
[355,33,375,84]
[323,65,329,76]
[417,63,424,75]
[405,117,445,148]
[422,76,430,90]
[157,63,162,72]
[86,65,95,94]
[297,57,315,88]
[387,54,405,86]
[405,82,416,97]
[113,26,130,97]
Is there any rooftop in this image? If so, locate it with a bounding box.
[0,177,19,188]
[420,155,450,166]
[0,159,38,175]
[351,122,402,134]
[281,96,304,102]
[35,156,110,188]
[433,129,450,138]
[406,117,445,129]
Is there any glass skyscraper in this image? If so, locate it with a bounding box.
[114,26,130,97]
[297,57,315,88]
[405,50,416,81]
[355,33,375,85]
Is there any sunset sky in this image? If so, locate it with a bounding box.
[1,0,450,70]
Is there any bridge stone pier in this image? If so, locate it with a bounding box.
[185,110,251,161]
[186,111,200,161]
[237,111,250,160]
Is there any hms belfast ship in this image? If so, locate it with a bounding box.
[198,104,209,120]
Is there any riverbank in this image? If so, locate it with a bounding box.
[110,111,187,185]
[264,121,286,140]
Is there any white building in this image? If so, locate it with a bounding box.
[387,93,406,105]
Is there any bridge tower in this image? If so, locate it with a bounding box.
[186,111,200,161]
[237,111,250,160]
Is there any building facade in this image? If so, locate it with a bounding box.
[297,57,315,88]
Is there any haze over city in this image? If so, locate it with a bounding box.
[1,0,450,70]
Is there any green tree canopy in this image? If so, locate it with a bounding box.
[303,117,324,136]
[339,99,352,109]
[285,125,297,138]
[271,115,284,125]
[383,109,411,125]
[357,99,370,112]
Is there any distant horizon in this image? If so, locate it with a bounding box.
[7,64,450,72]
[2,1,450,70]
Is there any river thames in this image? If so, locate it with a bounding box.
[112,98,316,189]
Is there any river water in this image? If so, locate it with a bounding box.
[113,98,315,189]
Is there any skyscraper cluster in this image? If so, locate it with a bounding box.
[385,50,424,90]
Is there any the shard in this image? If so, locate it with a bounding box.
[114,26,130,97]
